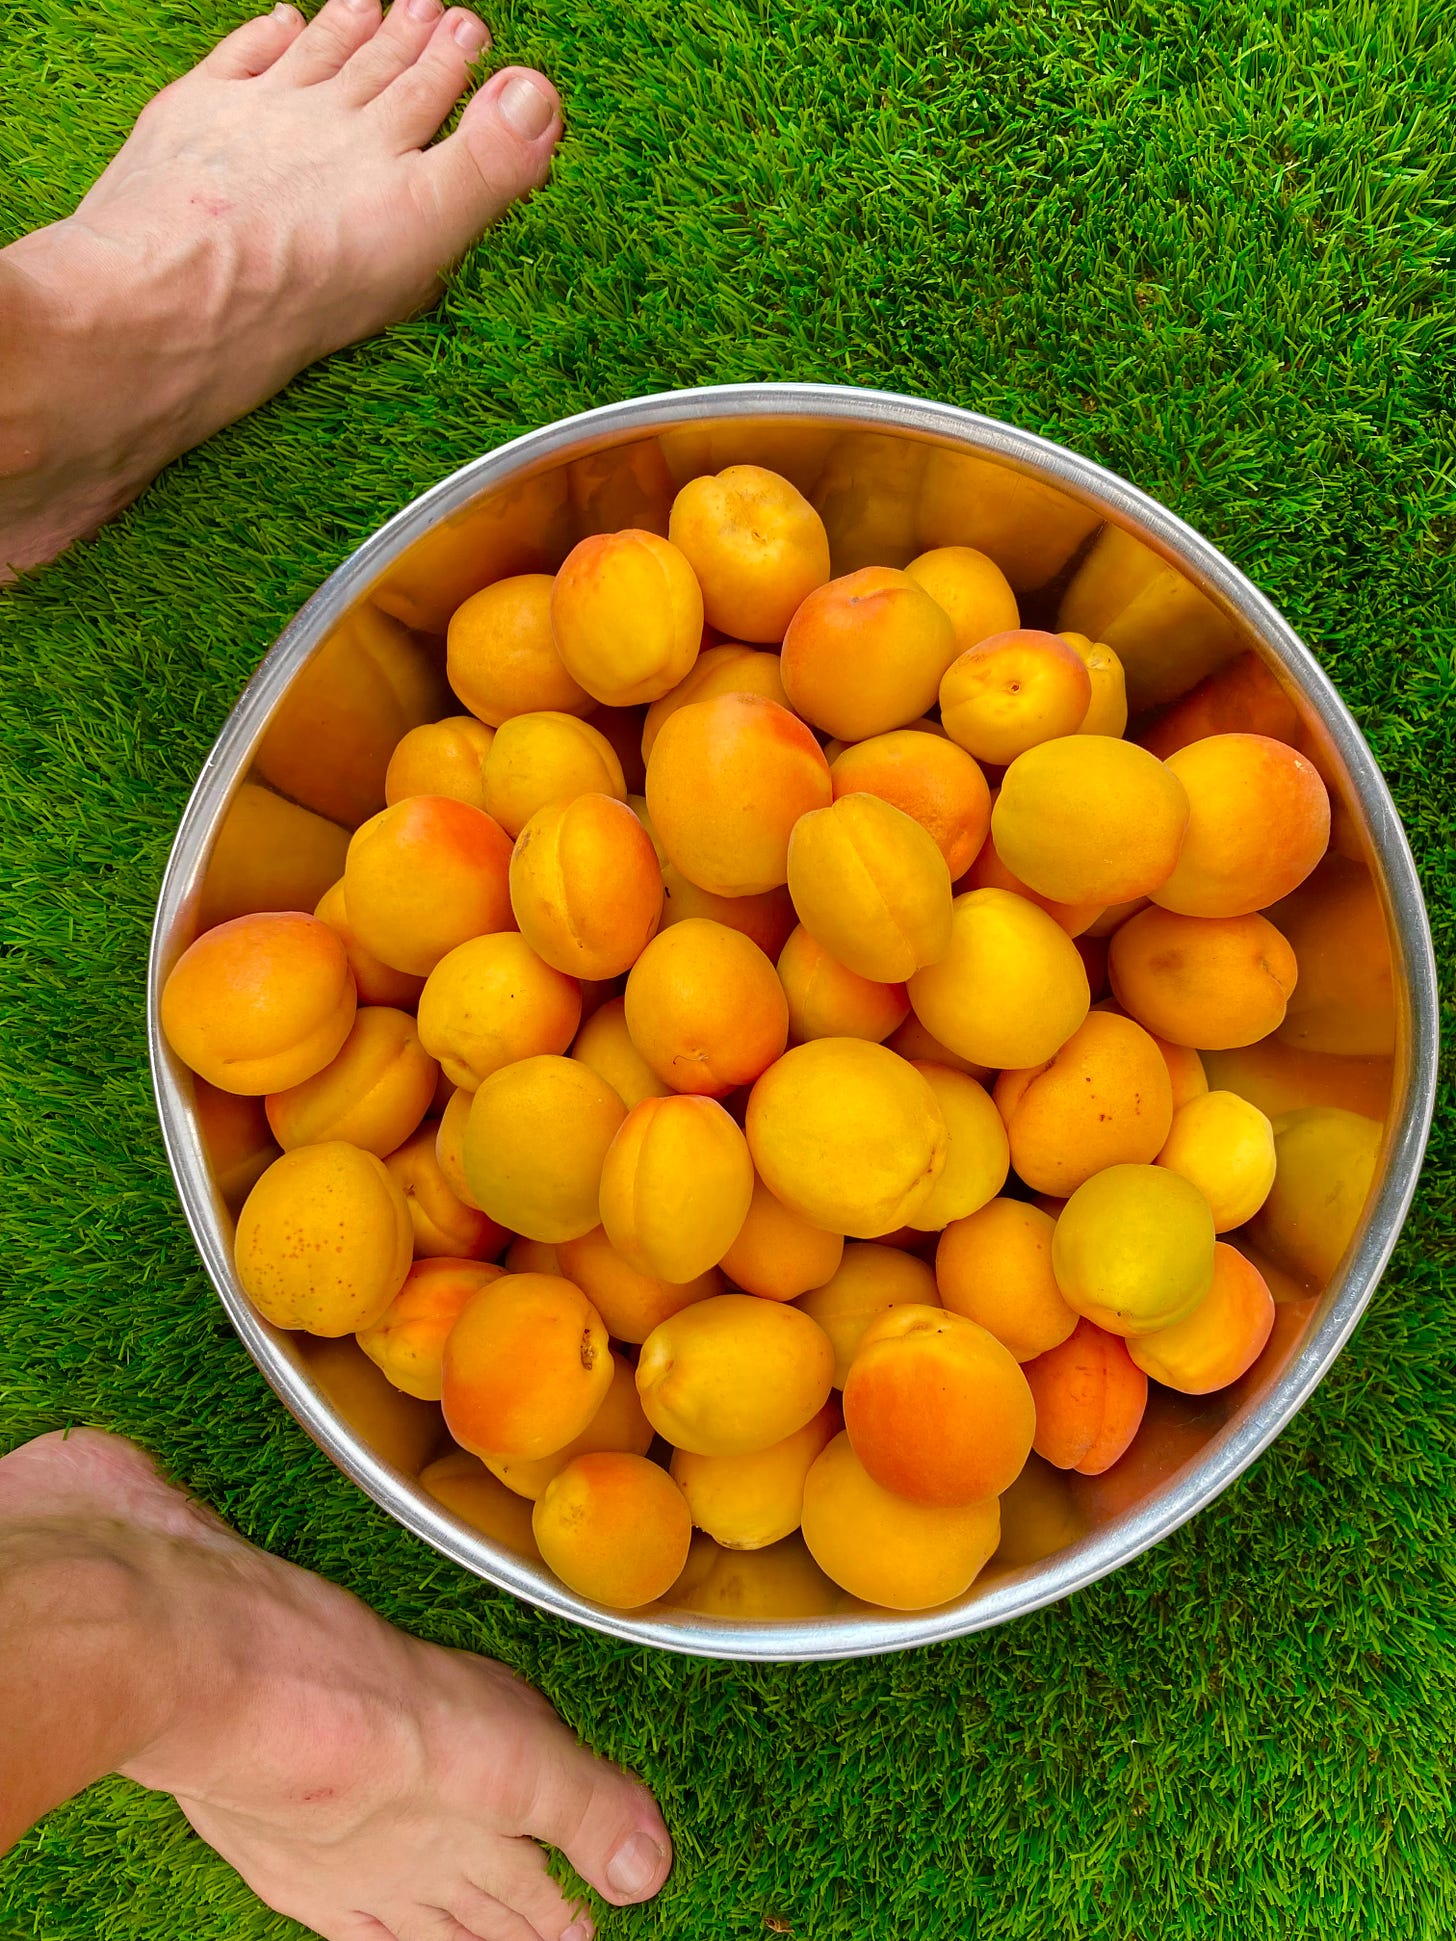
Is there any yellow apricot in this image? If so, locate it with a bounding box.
[829,729,991,879]
[509,793,664,980]
[570,996,671,1109]
[936,1199,1077,1361]
[637,1294,835,1456]
[1060,632,1128,738]
[992,1011,1173,1197]
[1127,1243,1275,1394]
[623,919,788,1096]
[440,1271,612,1460]
[484,1351,653,1498]
[357,1257,504,1400]
[344,796,514,977]
[787,794,952,983]
[671,1403,839,1548]
[385,716,495,811]
[550,529,704,705]
[235,1143,412,1335]
[939,630,1092,765]
[720,1174,845,1302]
[447,574,591,725]
[993,738,1190,905]
[479,710,626,839]
[1108,907,1298,1050]
[1052,1163,1216,1337]
[265,1005,438,1158]
[1247,1106,1383,1285]
[533,1453,693,1609]
[795,1242,940,1387]
[746,1039,947,1238]
[598,1095,754,1282]
[907,888,1090,1070]
[905,1063,1009,1231]
[556,1225,721,1343]
[781,567,958,740]
[419,1450,540,1559]
[668,466,831,641]
[462,1055,626,1243]
[1157,1090,1276,1231]
[418,933,582,1091]
[904,544,1020,654]
[384,1123,507,1260]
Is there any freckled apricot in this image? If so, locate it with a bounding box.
[1023,1318,1148,1474]
[441,1271,612,1460]
[994,738,1190,906]
[385,716,495,811]
[418,933,582,1091]
[907,888,1090,1071]
[788,793,952,983]
[509,793,663,981]
[344,796,514,978]
[447,573,591,725]
[1108,906,1298,1050]
[534,1453,693,1609]
[265,1005,438,1158]
[777,926,909,1046]
[637,1293,835,1456]
[940,630,1092,765]
[668,466,831,642]
[623,919,788,1096]
[556,1225,721,1343]
[1153,734,1330,918]
[462,1055,626,1243]
[781,566,959,740]
[671,1402,839,1549]
[904,544,1020,654]
[599,1094,754,1282]
[936,1199,1077,1362]
[829,730,991,880]
[551,529,704,706]
[384,1123,508,1260]
[1157,1090,1276,1231]
[1127,1243,1275,1394]
[720,1174,845,1304]
[314,879,425,1010]
[1052,1163,1215,1337]
[357,1257,505,1400]
[796,1242,940,1388]
[235,1143,413,1335]
[485,1350,653,1499]
[992,1011,1173,1197]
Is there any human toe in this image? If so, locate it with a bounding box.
[337,0,458,104]
[198,5,306,78]
[459,1839,588,1940]
[417,65,561,252]
[517,1742,669,1909]
[372,7,493,146]
[272,0,384,86]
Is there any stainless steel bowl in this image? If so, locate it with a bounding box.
[149,383,1438,1660]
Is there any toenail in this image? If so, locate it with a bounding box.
[606,1830,666,1900]
[408,0,440,16]
[560,1922,594,1941]
[453,12,488,49]
[497,72,553,138]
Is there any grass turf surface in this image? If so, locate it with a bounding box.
[3,0,1455,1935]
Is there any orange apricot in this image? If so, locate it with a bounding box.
[992,1011,1173,1196]
[533,1453,693,1609]
[1152,734,1330,918]
[746,1039,947,1238]
[829,729,990,880]
[357,1257,504,1399]
[434,1085,485,1210]
[939,630,1092,765]
[485,1350,653,1498]
[265,1005,437,1158]
[194,1081,279,1210]
[671,1402,839,1548]
[646,692,831,896]
[1156,1090,1276,1231]
[447,573,591,725]
[1108,907,1298,1049]
[384,1123,507,1259]
[235,1143,412,1335]
[780,566,958,740]
[1270,856,1396,1057]
[509,793,663,980]
[440,1271,611,1460]
[479,710,626,839]
[903,544,1020,654]
[557,1225,721,1343]
[843,1305,1034,1505]
[636,1293,835,1455]
[419,1449,540,1558]
[1247,1106,1383,1285]
[598,1094,754,1281]
[570,996,670,1110]
[993,737,1190,906]
[668,466,831,642]
[344,796,513,978]
[960,824,1104,938]
[905,1063,1009,1231]
[641,643,791,760]
[776,925,909,1045]
[161,911,357,1096]
[462,1055,626,1242]
[313,879,425,1010]
[720,1174,845,1303]
[1052,1163,1215,1336]
[884,1013,992,1079]
[906,888,1090,1070]
[418,932,581,1090]
[1067,1387,1225,1526]
[787,793,952,983]
[1060,632,1129,738]
[936,1198,1077,1361]
[660,867,797,959]
[550,529,704,705]
[623,919,788,1096]
[1127,1243,1275,1394]
[1022,1318,1148,1474]
[796,1242,939,1386]
[385,716,494,811]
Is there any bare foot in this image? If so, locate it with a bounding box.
[0,0,562,578]
[0,1430,669,1941]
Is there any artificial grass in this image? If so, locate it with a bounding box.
[2,0,1454,1935]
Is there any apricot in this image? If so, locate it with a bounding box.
[936,1198,1077,1362]
[1140,650,1305,760]
[843,1305,1034,1505]
[433,1085,485,1210]
[384,1123,507,1260]
[907,888,1090,1071]
[641,643,791,760]
[418,932,581,1090]
[828,730,991,880]
[637,1293,834,1456]
[667,465,831,642]
[916,446,1101,591]
[994,1456,1086,1567]
[1127,1244,1275,1394]
[313,879,425,1010]
[485,1350,653,1499]
[1248,1106,1383,1285]
[344,796,513,977]
[623,919,788,1096]
[198,783,351,932]
[746,1039,947,1238]
[235,1143,412,1335]
[646,692,831,896]
[1271,856,1396,1057]
[940,630,1092,766]
[418,1449,540,1558]
[905,1064,1008,1231]
[777,925,908,1045]
[161,911,357,1096]
[557,1225,721,1343]
[533,1453,692,1609]
[357,1257,504,1400]
[1156,1089,1276,1231]
[509,793,663,980]
[441,1271,610,1460]
[884,1013,992,1080]
[550,529,704,705]
[302,1334,440,1476]
[194,1081,279,1210]
[993,737,1190,906]
[447,573,591,725]
[463,1055,625,1243]
[1022,1319,1148,1474]
[801,1432,1000,1610]
[780,566,958,740]
[671,1402,838,1549]
[385,716,495,811]
[569,997,667,1110]
[993,1011,1173,1197]
[478,710,626,839]
[599,1094,753,1282]
[787,794,952,983]
[1151,734,1330,918]
[1068,1386,1224,1526]
[720,1174,845,1303]
[796,1242,941,1387]
[660,867,797,959]
[903,544,1020,654]
[1224,1292,1319,1410]
[961,825,1104,938]
[1060,632,1128,738]
[667,1532,838,1619]
[1201,1037,1390,1123]
[1052,1163,1215,1336]
[1108,907,1298,1050]
[263,1006,434,1160]
[1058,523,1240,711]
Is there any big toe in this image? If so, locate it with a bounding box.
[420,65,562,256]
[519,1736,671,1910]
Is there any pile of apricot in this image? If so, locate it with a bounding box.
[163,460,1368,1616]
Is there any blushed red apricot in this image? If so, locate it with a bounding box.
[599,1094,754,1282]
[384,1123,508,1260]
[636,1294,835,1456]
[671,1402,839,1549]
[1060,632,1128,738]
[463,1055,626,1243]
[993,1011,1173,1197]
[550,529,704,705]
[357,1257,505,1400]
[479,710,626,839]
[721,1174,845,1304]
[440,1271,612,1460]
[961,824,1104,937]
[418,932,582,1090]
[344,796,514,978]
[796,1242,939,1387]
[1153,734,1330,918]
[641,644,791,760]
[781,566,958,740]
[385,716,494,811]
[1127,1244,1275,1394]
[161,911,357,1096]
[1023,1318,1148,1474]
[903,544,1020,655]
[235,1143,412,1335]
[509,793,663,981]
[905,1063,1009,1231]
[907,888,1090,1071]
[485,1351,653,1499]
[1052,1164,1215,1336]
[1157,1090,1276,1231]
[533,1453,693,1609]
[843,1305,1035,1505]
[447,573,590,725]
[936,1198,1077,1362]
[571,996,670,1109]
[646,692,832,897]
[787,794,953,983]
[265,1005,438,1158]
[940,630,1092,765]
[314,879,425,1010]
[419,1450,540,1558]
[829,730,991,879]
[1108,907,1298,1050]
[668,466,831,642]
[557,1225,722,1343]
[624,919,788,1096]
[993,738,1190,906]
[777,926,909,1045]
